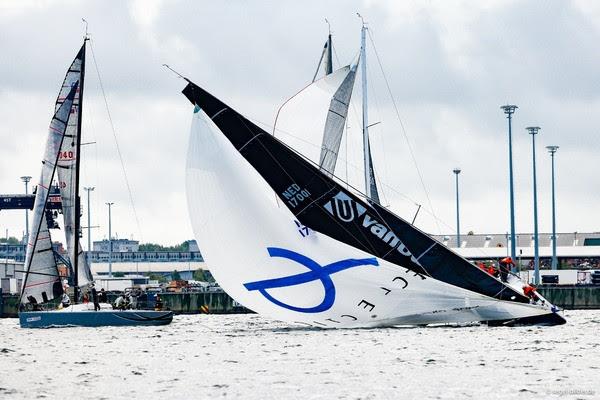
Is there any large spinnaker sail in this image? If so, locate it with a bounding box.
[185,93,557,328]
[21,83,79,304]
[182,81,530,304]
[54,43,93,287]
[319,64,357,177]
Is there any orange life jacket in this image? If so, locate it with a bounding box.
[523,285,536,297]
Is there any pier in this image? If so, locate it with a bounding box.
[2,287,598,318]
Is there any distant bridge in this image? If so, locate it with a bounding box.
[0,186,62,211]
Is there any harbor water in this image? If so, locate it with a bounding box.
[1,311,598,399]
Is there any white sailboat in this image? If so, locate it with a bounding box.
[181,23,566,328]
[19,37,173,328]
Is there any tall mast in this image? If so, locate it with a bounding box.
[325,32,333,75]
[359,21,380,203]
[360,23,371,199]
[73,38,87,303]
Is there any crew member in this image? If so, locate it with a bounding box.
[114,294,126,310]
[154,293,163,311]
[499,257,514,282]
[61,293,71,309]
[90,284,100,311]
[487,264,499,278]
[523,284,540,303]
[98,288,107,303]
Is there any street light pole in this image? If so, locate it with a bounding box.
[84,187,94,266]
[453,168,461,248]
[527,127,541,285]
[547,146,559,270]
[20,176,32,245]
[106,202,114,278]
[501,105,518,271]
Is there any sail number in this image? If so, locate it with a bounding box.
[58,151,74,160]
[282,184,311,209]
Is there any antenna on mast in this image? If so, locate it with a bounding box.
[357,13,366,26]
[162,64,189,82]
[325,18,331,35]
[82,18,90,40]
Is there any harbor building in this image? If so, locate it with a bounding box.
[436,232,600,270]
[93,238,139,252]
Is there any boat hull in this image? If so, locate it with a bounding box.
[19,310,174,328]
[485,310,567,327]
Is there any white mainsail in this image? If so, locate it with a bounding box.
[54,44,93,287]
[275,66,359,176]
[318,64,357,176]
[21,83,79,304]
[311,34,333,82]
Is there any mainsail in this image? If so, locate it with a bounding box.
[54,43,93,288]
[318,64,357,177]
[312,33,333,82]
[182,81,530,304]
[21,83,79,304]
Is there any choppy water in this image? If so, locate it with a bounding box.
[1,311,598,399]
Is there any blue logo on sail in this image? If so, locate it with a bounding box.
[243,248,378,313]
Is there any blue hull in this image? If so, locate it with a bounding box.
[19,310,174,328]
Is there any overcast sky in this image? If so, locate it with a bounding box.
[1,0,599,247]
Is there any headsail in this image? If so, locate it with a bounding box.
[21,83,80,304]
[54,43,93,288]
[182,81,529,304]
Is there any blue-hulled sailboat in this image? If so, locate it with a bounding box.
[19,37,172,328]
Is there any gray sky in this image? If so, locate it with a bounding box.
[1,0,599,247]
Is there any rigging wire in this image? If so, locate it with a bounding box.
[88,40,144,243]
[366,28,442,235]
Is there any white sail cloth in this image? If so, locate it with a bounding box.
[185,108,551,328]
[319,64,357,176]
[275,66,365,192]
[54,46,93,287]
[22,84,79,304]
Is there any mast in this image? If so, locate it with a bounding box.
[73,38,87,303]
[359,21,380,204]
[360,24,369,198]
[325,32,333,75]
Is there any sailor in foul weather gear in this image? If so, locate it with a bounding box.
[499,257,514,282]
[523,284,541,303]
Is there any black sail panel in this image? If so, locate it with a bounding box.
[182,81,529,303]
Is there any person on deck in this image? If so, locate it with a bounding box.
[98,288,107,303]
[61,293,71,309]
[154,293,163,311]
[114,294,126,310]
[487,264,499,278]
[90,284,100,311]
[523,284,541,303]
[499,257,514,282]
